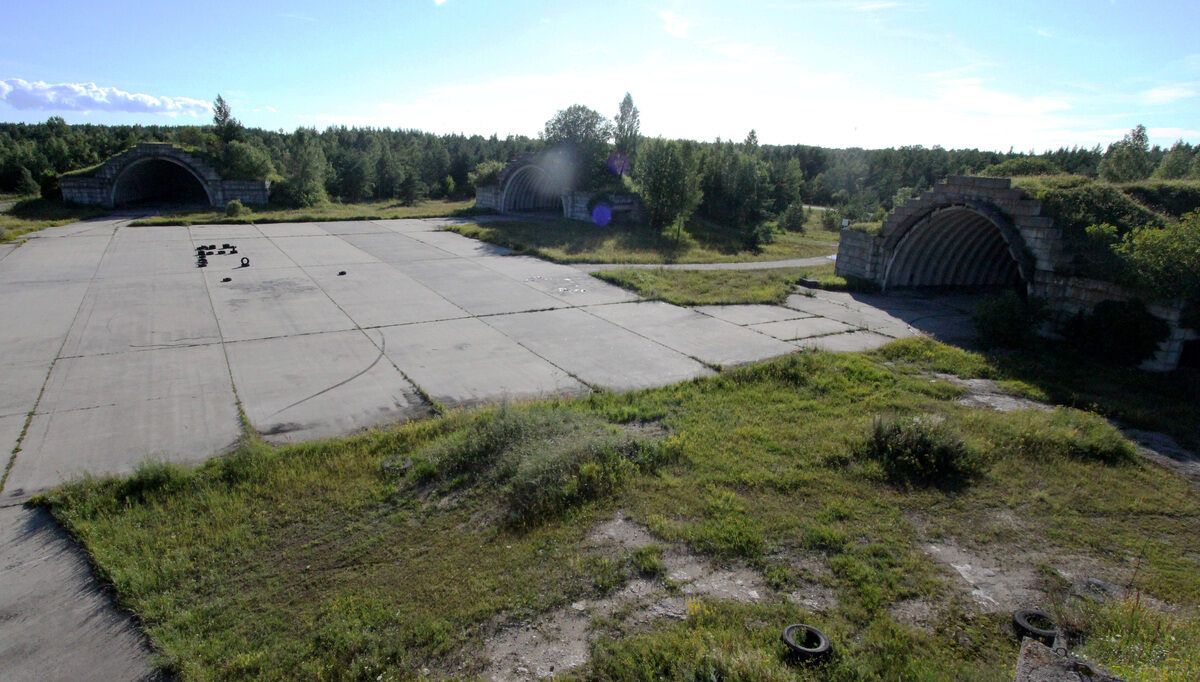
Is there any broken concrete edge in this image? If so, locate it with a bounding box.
[1014,638,1122,682]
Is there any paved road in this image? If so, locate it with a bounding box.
[0,215,975,680]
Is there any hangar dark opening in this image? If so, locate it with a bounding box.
[112,159,210,207]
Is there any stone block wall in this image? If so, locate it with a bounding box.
[475,186,501,211]
[220,180,270,206]
[834,229,880,281]
[561,191,592,222]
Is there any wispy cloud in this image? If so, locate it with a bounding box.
[659,10,691,38]
[1031,26,1054,39]
[434,0,448,5]
[851,1,904,11]
[1140,83,1196,105]
[281,13,317,23]
[0,78,210,116]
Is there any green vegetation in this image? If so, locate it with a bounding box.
[972,291,1044,349]
[38,340,1200,679]
[446,217,838,265]
[0,197,107,241]
[595,267,826,306]
[635,137,702,232]
[854,414,981,488]
[128,199,474,227]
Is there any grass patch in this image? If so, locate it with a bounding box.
[128,199,476,226]
[0,198,108,241]
[855,414,982,489]
[38,345,1200,679]
[594,263,870,306]
[446,217,838,265]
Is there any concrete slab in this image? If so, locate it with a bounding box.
[749,317,857,341]
[476,256,639,305]
[60,273,220,357]
[340,232,456,263]
[404,258,568,316]
[35,343,231,414]
[5,384,240,501]
[95,241,198,279]
[0,362,48,418]
[318,220,390,235]
[0,414,24,458]
[484,308,713,391]
[375,319,587,406]
[109,224,191,242]
[0,280,91,366]
[188,224,265,241]
[22,219,120,240]
[256,222,326,237]
[0,236,109,284]
[586,301,795,367]
[407,230,513,257]
[0,506,155,682]
[205,267,355,342]
[797,330,893,353]
[694,304,812,326]
[0,243,15,262]
[226,330,429,443]
[306,263,465,328]
[270,235,380,267]
[198,237,296,271]
[371,218,442,233]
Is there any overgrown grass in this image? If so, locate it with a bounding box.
[0,198,108,241]
[446,217,838,265]
[128,199,476,226]
[37,345,1200,679]
[594,263,868,306]
[875,337,1200,452]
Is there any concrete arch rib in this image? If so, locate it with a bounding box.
[500,165,559,213]
[883,204,1025,292]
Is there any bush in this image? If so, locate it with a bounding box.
[777,201,806,232]
[980,157,1062,177]
[1062,299,1170,366]
[635,137,702,233]
[855,415,981,487]
[15,165,39,196]
[413,406,667,526]
[1114,210,1200,312]
[973,291,1043,348]
[38,170,61,202]
[467,160,505,189]
[224,199,250,217]
[1120,181,1200,218]
[820,208,841,231]
[221,140,276,181]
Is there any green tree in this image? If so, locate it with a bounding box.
[15,165,39,196]
[276,130,328,207]
[222,140,275,180]
[613,93,640,174]
[635,137,702,234]
[542,104,614,189]
[212,94,243,145]
[1152,140,1195,180]
[1099,124,1153,182]
[1115,210,1200,307]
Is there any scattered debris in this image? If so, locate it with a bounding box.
[1013,638,1121,682]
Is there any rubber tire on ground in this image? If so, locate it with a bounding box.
[1012,609,1057,645]
[781,624,831,662]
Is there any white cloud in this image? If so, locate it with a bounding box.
[852,2,904,11]
[434,0,448,5]
[1140,84,1196,106]
[659,10,691,38]
[0,78,210,116]
[1031,26,1054,39]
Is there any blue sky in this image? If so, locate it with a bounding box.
[2,0,1198,151]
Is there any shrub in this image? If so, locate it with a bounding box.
[224,199,250,217]
[635,137,703,233]
[1114,210,1200,313]
[972,291,1043,348]
[820,208,841,231]
[15,165,39,196]
[38,170,61,202]
[855,415,981,487]
[467,160,505,189]
[413,406,666,526]
[777,201,806,232]
[980,157,1062,177]
[1062,299,1170,366]
[221,140,276,181]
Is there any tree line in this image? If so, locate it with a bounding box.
[1,94,1197,236]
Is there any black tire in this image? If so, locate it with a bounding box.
[781,624,831,662]
[1013,609,1056,645]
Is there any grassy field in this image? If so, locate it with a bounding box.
[39,338,1200,680]
[128,199,477,226]
[0,198,109,241]
[446,216,841,265]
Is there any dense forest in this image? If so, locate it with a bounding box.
[1,95,1197,226]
